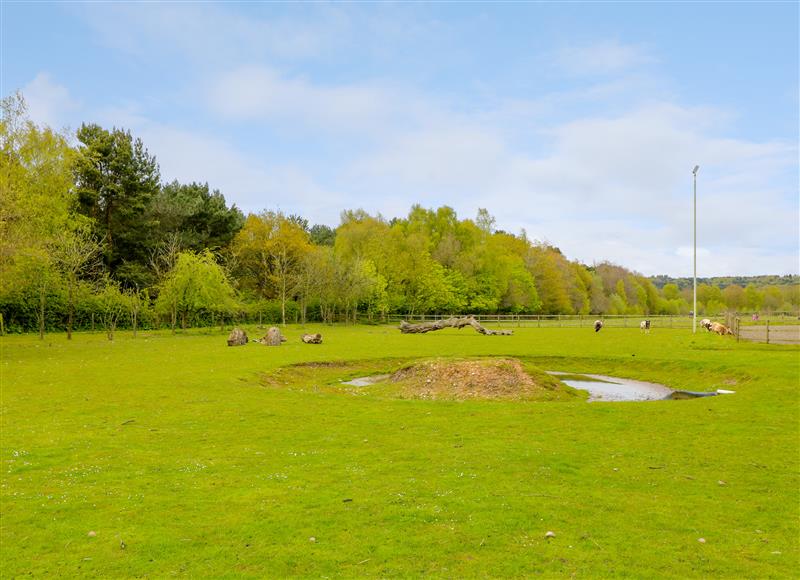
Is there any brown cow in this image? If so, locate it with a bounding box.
[709,321,734,336]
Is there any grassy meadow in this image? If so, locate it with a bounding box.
[1,324,798,577]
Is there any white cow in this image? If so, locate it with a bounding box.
[594,320,604,333]
[699,318,712,331]
[640,320,651,333]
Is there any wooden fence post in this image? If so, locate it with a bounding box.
[766,320,770,345]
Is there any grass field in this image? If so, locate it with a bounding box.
[1,325,798,577]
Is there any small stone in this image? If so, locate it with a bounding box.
[87,531,96,538]
[698,538,706,544]
[120,540,127,549]
[718,480,726,486]
[613,468,619,472]
[545,531,556,538]
[309,537,316,543]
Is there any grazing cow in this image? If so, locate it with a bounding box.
[640,320,651,333]
[709,321,734,336]
[594,320,604,332]
[699,318,712,331]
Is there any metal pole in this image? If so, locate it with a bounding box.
[692,165,699,334]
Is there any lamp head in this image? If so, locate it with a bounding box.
[693,165,700,175]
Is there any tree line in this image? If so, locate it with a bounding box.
[2,92,798,337]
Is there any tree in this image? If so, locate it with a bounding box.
[475,208,496,234]
[73,123,160,285]
[309,224,336,246]
[524,244,573,314]
[157,250,237,332]
[745,284,764,311]
[50,226,101,339]
[149,180,244,253]
[126,287,148,338]
[1,93,74,292]
[1,93,76,337]
[722,284,746,311]
[97,277,127,341]
[232,212,311,325]
[662,283,681,301]
[762,286,783,313]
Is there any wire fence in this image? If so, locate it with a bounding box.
[386,312,800,332]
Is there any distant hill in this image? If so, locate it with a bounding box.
[649,274,800,290]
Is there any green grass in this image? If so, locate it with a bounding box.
[1,325,798,577]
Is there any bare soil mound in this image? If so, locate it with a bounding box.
[390,358,554,400]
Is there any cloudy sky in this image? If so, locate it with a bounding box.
[3,2,798,276]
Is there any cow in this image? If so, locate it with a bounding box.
[594,320,604,332]
[699,318,712,331]
[640,320,651,333]
[709,321,734,336]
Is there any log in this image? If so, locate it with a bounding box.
[227,328,248,346]
[256,326,286,346]
[399,316,512,336]
[301,333,323,344]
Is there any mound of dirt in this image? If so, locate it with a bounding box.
[390,358,551,400]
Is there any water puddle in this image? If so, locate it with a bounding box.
[547,372,733,402]
[340,371,734,402]
[341,374,391,387]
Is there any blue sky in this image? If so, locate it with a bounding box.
[3,1,798,276]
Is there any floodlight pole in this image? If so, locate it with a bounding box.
[692,165,699,334]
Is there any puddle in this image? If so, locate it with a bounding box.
[341,374,391,387]
[548,372,671,402]
[340,371,734,402]
[548,372,735,402]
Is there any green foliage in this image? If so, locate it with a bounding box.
[73,123,160,284]
[156,251,237,331]
[2,93,797,329]
[95,277,127,340]
[308,224,336,246]
[149,180,244,253]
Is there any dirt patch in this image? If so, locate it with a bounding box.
[389,358,556,401]
[288,361,352,369]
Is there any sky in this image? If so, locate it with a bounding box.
[2,1,798,277]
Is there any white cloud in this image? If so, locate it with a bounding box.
[22,2,798,277]
[208,66,398,132]
[75,3,342,63]
[343,102,797,276]
[21,73,79,129]
[553,40,655,76]
[141,125,345,223]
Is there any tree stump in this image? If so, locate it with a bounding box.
[301,333,323,344]
[399,316,512,336]
[227,328,248,346]
[257,327,286,346]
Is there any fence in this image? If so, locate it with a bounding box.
[386,312,800,331]
[388,313,696,328]
[734,319,800,345]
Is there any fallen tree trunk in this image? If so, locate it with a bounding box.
[399,316,513,336]
[301,333,323,344]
